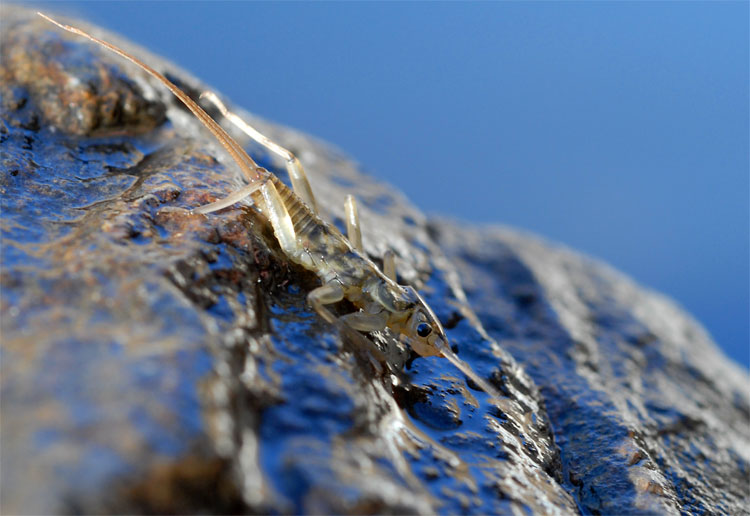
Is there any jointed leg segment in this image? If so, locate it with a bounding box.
[340,311,388,332]
[383,250,396,282]
[344,195,363,251]
[201,91,318,213]
[309,281,388,370]
[194,93,397,346]
[308,281,345,324]
[192,181,266,215]
[193,168,299,259]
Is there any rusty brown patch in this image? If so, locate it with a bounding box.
[113,455,245,514]
[0,14,165,135]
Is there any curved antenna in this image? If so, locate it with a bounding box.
[400,333,501,399]
[37,12,260,182]
[433,340,502,399]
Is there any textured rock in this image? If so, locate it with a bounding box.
[433,223,750,515]
[1,10,164,136]
[1,8,572,515]
[1,6,747,515]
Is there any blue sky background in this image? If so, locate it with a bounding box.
[33,1,749,368]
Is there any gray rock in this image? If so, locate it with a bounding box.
[433,223,750,514]
[1,6,747,515]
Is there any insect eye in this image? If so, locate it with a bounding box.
[416,323,432,338]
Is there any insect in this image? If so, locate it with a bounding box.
[39,12,500,398]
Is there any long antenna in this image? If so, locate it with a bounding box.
[434,340,502,399]
[37,12,261,183]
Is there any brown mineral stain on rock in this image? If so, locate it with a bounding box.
[112,456,244,515]
[0,15,165,135]
[627,449,645,466]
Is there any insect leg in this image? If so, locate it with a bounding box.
[344,195,363,251]
[192,181,265,215]
[194,171,299,259]
[257,180,298,257]
[308,281,345,324]
[37,14,262,186]
[339,311,388,332]
[383,250,396,281]
[309,284,388,372]
[200,91,318,212]
[309,283,386,332]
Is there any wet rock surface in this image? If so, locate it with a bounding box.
[433,224,750,515]
[1,7,747,515]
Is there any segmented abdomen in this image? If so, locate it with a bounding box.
[251,174,391,310]
[256,175,362,280]
[268,175,319,237]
